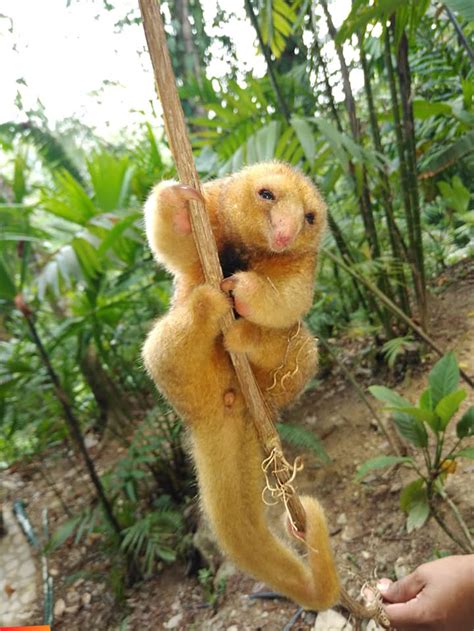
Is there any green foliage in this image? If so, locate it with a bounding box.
[355,455,413,480]
[457,406,474,439]
[277,422,330,463]
[121,498,184,576]
[382,336,415,369]
[369,385,428,447]
[45,503,107,560]
[110,409,190,504]
[438,176,471,214]
[0,121,83,183]
[443,0,474,21]
[363,354,473,547]
[428,352,460,408]
[400,479,430,532]
[197,567,227,608]
[257,0,300,58]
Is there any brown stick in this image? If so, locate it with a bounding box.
[137,1,389,624]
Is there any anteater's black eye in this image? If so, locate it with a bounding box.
[258,188,275,201]
[305,212,315,225]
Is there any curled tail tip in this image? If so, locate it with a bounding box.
[298,495,341,610]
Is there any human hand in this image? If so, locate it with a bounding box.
[377,555,474,630]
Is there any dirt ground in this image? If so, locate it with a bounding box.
[1,262,473,630]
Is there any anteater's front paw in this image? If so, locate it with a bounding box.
[221,271,261,319]
[159,183,203,235]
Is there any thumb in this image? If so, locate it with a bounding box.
[377,571,425,604]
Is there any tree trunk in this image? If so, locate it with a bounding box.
[395,28,427,327]
[175,0,203,81]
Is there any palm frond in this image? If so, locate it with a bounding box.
[277,422,330,463]
[0,121,83,183]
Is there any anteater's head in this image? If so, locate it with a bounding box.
[219,161,327,255]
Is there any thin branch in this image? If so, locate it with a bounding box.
[438,489,474,551]
[430,501,472,553]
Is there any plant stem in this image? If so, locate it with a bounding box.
[430,500,472,553]
[444,5,474,71]
[421,446,432,479]
[442,438,463,461]
[440,490,474,551]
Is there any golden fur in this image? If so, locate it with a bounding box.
[142,161,340,610]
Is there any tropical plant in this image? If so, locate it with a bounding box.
[197,566,228,609]
[357,353,474,552]
[120,496,185,577]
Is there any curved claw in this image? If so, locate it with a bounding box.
[169,183,204,204]
[158,183,205,236]
[220,276,237,293]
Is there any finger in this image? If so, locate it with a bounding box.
[378,571,425,604]
[172,184,204,204]
[363,581,391,605]
[384,598,424,628]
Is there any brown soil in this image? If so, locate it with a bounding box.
[1,262,473,631]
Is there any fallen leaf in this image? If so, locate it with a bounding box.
[4,584,15,598]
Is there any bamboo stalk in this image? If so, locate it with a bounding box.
[384,27,425,317]
[310,27,343,133]
[359,33,411,318]
[395,29,427,327]
[309,18,383,325]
